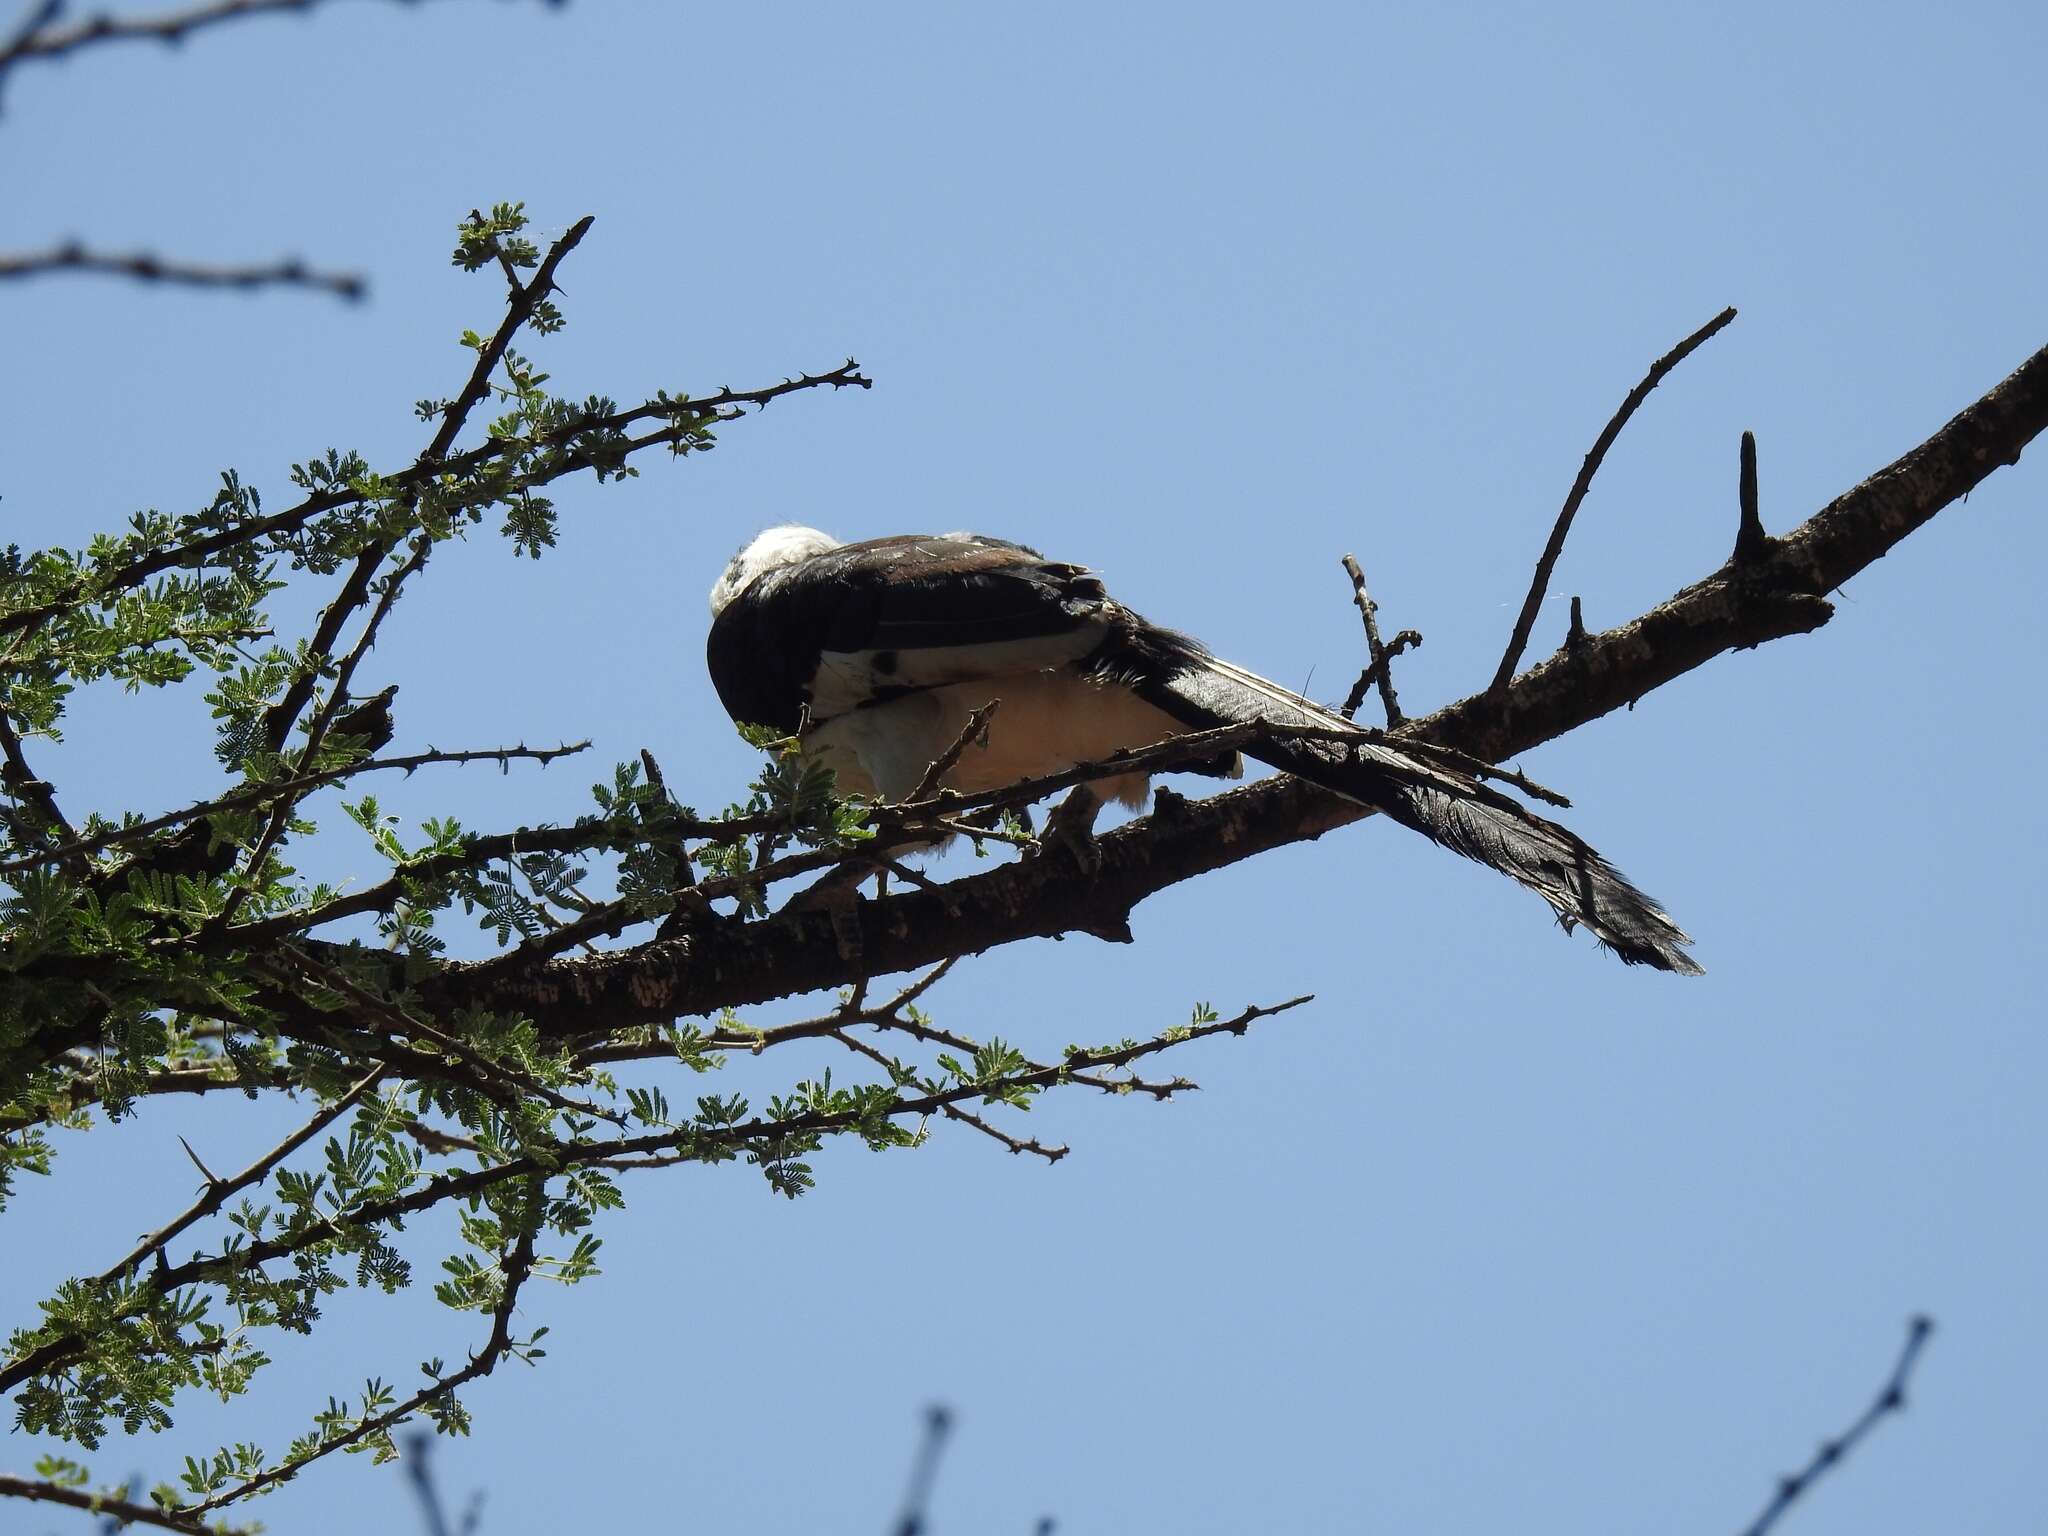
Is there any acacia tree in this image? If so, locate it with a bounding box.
[2,8,2042,1536]
[1,196,2035,1528]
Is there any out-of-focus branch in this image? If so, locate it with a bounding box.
[0,244,364,299]
[0,1471,243,1536]
[0,0,527,83]
[1737,1316,1935,1536]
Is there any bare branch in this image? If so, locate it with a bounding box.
[0,0,474,78]
[0,244,363,299]
[890,1405,955,1536]
[1490,306,1739,694]
[904,699,1000,803]
[1737,1316,1935,1536]
[1338,553,1417,726]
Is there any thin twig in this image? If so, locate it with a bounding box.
[217,218,597,927]
[1490,306,1738,694]
[0,740,588,877]
[0,0,465,73]
[0,245,363,299]
[192,1178,545,1516]
[1339,553,1415,726]
[219,533,434,928]
[0,997,1308,1396]
[0,360,870,646]
[830,1027,1069,1164]
[255,213,593,757]
[1737,1315,1935,1536]
[904,700,1000,803]
[268,947,622,1127]
[891,1405,955,1536]
[96,1070,381,1284]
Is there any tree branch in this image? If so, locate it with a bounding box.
[1,999,1305,1394]
[1338,552,1416,725]
[192,1177,545,1516]
[0,0,484,77]
[1737,1316,1934,1536]
[0,739,589,876]
[0,244,363,299]
[0,1471,243,1536]
[1490,306,1739,694]
[411,335,2046,1035]
[95,1069,381,1284]
[0,360,871,646]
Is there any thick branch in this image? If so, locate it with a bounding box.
[420,337,2046,1035]
[0,1473,235,1536]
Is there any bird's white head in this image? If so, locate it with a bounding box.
[707,525,842,617]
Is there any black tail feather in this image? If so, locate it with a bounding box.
[1123,645,1702,975]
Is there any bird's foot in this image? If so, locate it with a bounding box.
[1032,786,1103,875]
[782,862,869,962]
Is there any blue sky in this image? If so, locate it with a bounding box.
[4,1,2045,1532]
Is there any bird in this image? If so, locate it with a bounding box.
[706,526,1701,974]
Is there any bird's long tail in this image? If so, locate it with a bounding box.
[1126,648,1703,974]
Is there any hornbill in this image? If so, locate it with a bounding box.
[706,527,1701,974]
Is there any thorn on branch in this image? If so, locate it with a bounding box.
[176,1134,224,1191]
[1733,429,1771,564]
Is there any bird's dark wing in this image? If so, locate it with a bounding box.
[706,534,1119,731]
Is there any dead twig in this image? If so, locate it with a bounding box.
[1339,553,1419,725]
[1491,306,1738,694]
[904,700,1001,803]
[1737,1316,1934,1536]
